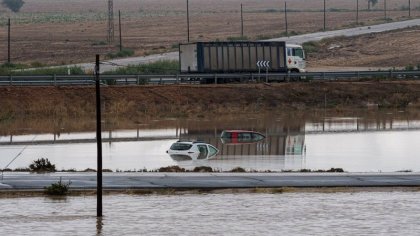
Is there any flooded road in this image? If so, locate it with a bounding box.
[0,191,419,235]
[1,111,420,172]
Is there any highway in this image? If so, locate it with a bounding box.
[71,19,420,73]
[1,172,420,190]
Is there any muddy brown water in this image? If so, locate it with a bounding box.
[1,110,420,172]
[0,192,419,235]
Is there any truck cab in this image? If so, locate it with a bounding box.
[286,44,306,73]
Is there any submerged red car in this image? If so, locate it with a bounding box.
[220,130,266,144]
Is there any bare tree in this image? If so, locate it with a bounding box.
[2,0,25,13]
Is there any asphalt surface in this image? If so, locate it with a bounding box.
[74,19,420,73]
[269,18,420,44]
[1,172,420,190]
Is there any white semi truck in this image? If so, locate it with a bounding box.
[179,41,306,74]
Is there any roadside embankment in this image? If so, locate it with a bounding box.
[1,81,420,120]
[1,172,420,193]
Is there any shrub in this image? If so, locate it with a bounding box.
[2,0,25,13]
[158,166,185,172]
[193,166,213,172]
[91,41,107,46]
[302,41,320,54]
[405,64,414,71]
[30,61,45,68]
[107,48,135,59]
[44,177,71,196]
[230,167,246,172]
[29,158,56,173]
[227,36,249,41]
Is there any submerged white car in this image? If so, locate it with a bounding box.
[166,141,219,161]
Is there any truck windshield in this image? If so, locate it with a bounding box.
[293,48,305,59]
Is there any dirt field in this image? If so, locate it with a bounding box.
[0,0,419,66]
[307,26,420,69]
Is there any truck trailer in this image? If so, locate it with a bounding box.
[179,41,306,76]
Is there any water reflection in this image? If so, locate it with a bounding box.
[220,130,266,145]
[96,217,103,236]
[1,111,420,172]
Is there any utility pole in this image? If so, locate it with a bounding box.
[284,2,288,36]
[356,0,359,25]
[409,0,411,18]
[7,18,10,64]
[187,0,190,42]
[95,55,103,218]
[107,0,114,43]
[323,0,326,31]
[241,4,243,37]
[384,0,387,20]
[119,10,122,51]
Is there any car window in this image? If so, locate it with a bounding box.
[251,133,265,142]
[221,131,231,138]
[208,145,218,158]
[238,132,252,140]
[197,144,208,159]
[170,143,192,151]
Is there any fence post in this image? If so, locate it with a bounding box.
[215,74,218,84]
[54,74,57,86]
[265,68,268,83]
[9,75,12,86]
[136,75,140,85]
[176,74,179,84]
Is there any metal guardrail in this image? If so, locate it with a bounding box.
[0,70,420,86]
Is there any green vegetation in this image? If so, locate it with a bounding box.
[302,41,321,54]
[91,41,107,46]
[2,0,25,13]
[227,36,249,41]
[15,66,85,75]
[0,63,85,75]
[29,158,56,173]
[105,60,179,75]
[107,48,135,59]
[44,178,71,196]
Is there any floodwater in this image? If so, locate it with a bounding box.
[0,191,419,235]
[1,110,420,172]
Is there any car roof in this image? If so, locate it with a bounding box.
[175,141,207,145]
